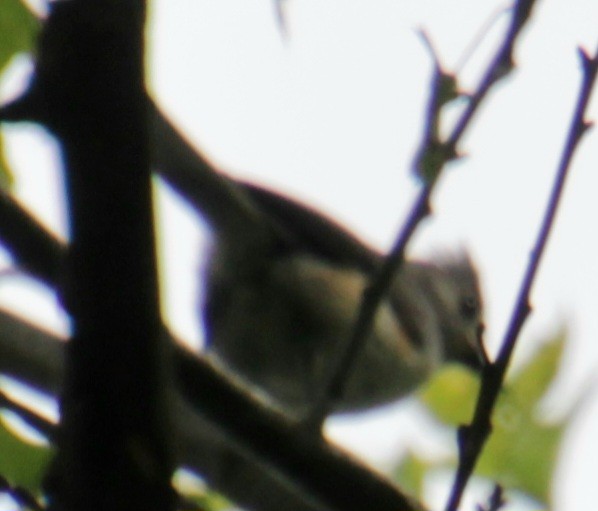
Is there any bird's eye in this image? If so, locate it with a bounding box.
[460,296,478,319]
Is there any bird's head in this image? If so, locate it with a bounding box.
[389,253,485,372]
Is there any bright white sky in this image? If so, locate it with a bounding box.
[1,0,598,510]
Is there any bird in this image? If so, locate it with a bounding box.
[203,182,484,418]
[151,107,485,420]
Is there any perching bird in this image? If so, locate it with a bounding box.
[152,108,485,420]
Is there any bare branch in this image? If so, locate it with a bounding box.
[0,187,424,510]
[445,42,598,511]
[0,189,63,286]
[305,0,540,427]
[0,304,423,511]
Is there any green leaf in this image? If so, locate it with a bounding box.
[0,0,40,189]
[0,131,14,189]
[0,0,39,72]
[475,336,569,504]
[509,333,565,409]
[0,415,53,492]
[393,451,431,498]
[173,469,232,511]
[417,335,572,506]
[185,490,231,511]
[418,364,480,426]
[477,411,562,504]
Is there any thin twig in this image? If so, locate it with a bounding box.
[447,0,537,151]
[0,473,45,511]
[476,485,506,511]
[307,0,539,428]
[273,0,289,40]
[0,188,63,285]
[454,6,510,73]
[306,187,432,426]
[445,43,598,511]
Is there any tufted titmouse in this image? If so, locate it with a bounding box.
[201,182,484,418]
[151,110,484,419]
